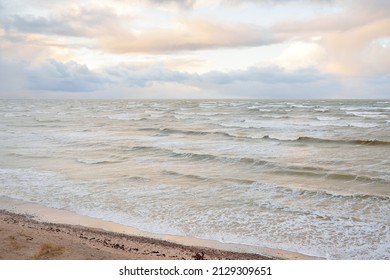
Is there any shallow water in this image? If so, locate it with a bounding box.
[1,99,389,259]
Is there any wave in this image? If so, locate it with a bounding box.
[138,127,237,139]
[76,158,120,165]
[126,102,144,108]
[144,110,166,115]
[138,127,390,147]
[7,152,51,159]
[34,117,63,123]
[131,145,220,161]
[340,106,375,111]
[4,113,31,118]
[125,176,151,183]
[376,101,390,104]
[348,111,385,116]
[199,102,217,107]
[314,108,329,112]
[129,142,388,185]
[266,184,390,202]
[162,170,211,181]
[162,170,257,185]
[245,115,289,120]
[129,144,385,185]
[296,136,390,146]
[252,185,390,231]
[275,168,389,185]
[173,115,196,120]
[174,111,228,117]
[316,117,341,121]
[108,114,146,121]
[129,145,273,167]
[262,135,390,146]
[348,122,379,128]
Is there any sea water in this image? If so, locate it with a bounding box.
[0,99,389,259]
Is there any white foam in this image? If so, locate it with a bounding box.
[347,111,387,118]
[1,165,389,259]
[314,108,329,112]
[199,102,217,108]
[4,113,31,118]
[349,122,379,128]
[174,115,195,120]
[108,113,144,121]
[316,117,341,121]
[77,159,107,165]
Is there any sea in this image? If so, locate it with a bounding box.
[0,99,389,259]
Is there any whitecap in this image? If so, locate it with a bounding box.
[317,117,341,121]
[349,122,378,128]
[76,158,114,165]
[347,112,386,118]
[174,115,195,120]
[199,102,217,108]
[108,114,143,121]
[314,108,330,112]
[126,102,143,107]
[4,113,31,118]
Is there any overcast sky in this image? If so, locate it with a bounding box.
[1,0,389,99]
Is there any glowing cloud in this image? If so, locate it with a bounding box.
[0,0,389,98]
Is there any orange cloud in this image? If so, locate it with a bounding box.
[322,18,390,75]
[100,18,282,53]
[270,2,390,76]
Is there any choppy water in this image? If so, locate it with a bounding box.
[0,99,389,259]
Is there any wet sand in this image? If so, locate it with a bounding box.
[0,196,320,260]
[0,210,275,260]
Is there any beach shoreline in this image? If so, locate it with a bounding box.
[0,209,271,260]
[0,197,318,260]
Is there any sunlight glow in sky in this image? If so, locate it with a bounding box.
[0,0,389,99]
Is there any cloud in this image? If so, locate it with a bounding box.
[26,60,110,92]
[275,42,327,70]
[104,62,329,88]
[5,0,388,60]
[272,0,390,35]
[101,18,282,53]
[1,57,389,99]
[106,64,190,87]
[0,58,29,98]
[0,57,329,93]
[194,66,327,86]
[102,63,333,99]
[0,6,125,38]
[2,15,76,37]
[1,5,283,54]
[0,6,134,62]
[145,0,196,8]
[4,0,388,69]
[269,1,390,75]
[1,0,390,99]
[323,18,390,75]
[223,0,336,5]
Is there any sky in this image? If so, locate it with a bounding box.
[0,0,389,99]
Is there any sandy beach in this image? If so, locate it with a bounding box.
[0,209,274,260]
